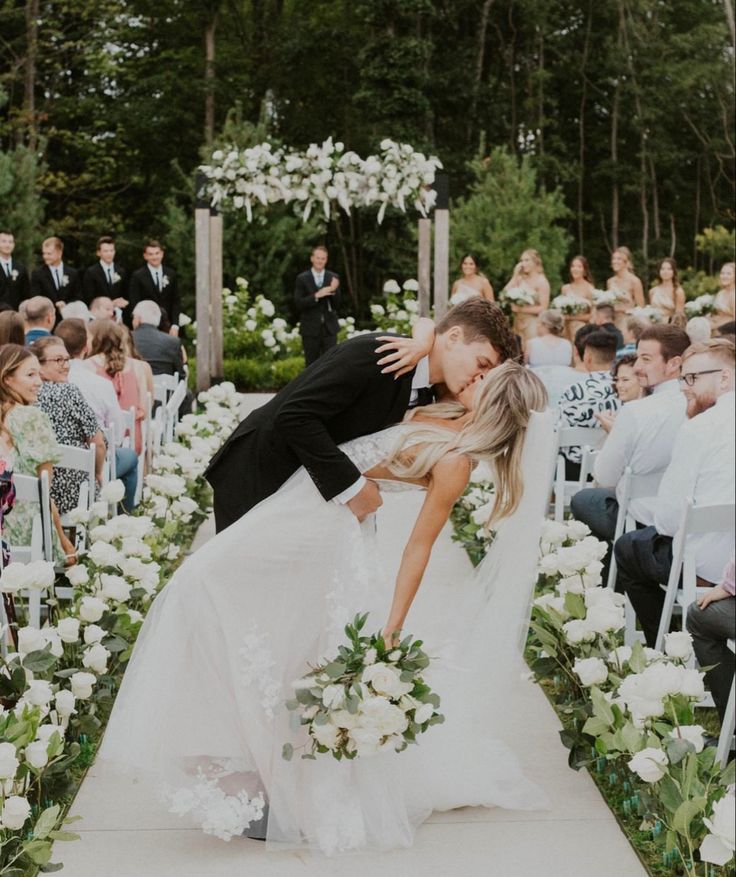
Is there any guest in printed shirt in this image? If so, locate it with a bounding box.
[617,339,735,646]
[557,331,620,480]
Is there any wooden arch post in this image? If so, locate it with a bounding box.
[195,172,224,390]
[432,173,450,319]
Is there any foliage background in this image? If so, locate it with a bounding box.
[0,0,734,319]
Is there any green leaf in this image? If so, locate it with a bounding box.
[47,831,80,842]
[672,796,706,837]
[22,839,52,865]
[281,743,293,761]
[719,757,736,787]
[628,641,647,674]
[564,592,586,619]
[591,686,614,725]
[582,716,610,737]
[323,661,346,679]
[33,804,61,840]
[620,722,644,754]
[22,648,58,674]
[659,774,683,813]
[39,863,64,873]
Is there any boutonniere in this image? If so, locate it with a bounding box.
[112,272,122,284]
[10,269,18,281]
[61,275,70,287]
[161,275,170,288]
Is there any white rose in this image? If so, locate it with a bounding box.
[0,796,31,830]
[100,479,126,504]
[329,709,360,730]
[56,617,80,643]
[83,624,105,644]
[126,609,143,624]
[310,721,340,750]
[558,574,585,595]
[42,628,63,658]
[120,538,151,559]
[88,541,122,568]
[0,563,28,594]
[120,557,148,581]
[607,645,632,667]
[679,668,705,700]
[90,524,113,543]
[566,520,591,541]
[556,546,590,576]
[414,702,434,724]
[533,593,568,617]
[585,603,625,635]
[17,626,45,656]
[24,740,49,770]
[0,743,19,779]
[347,726,382,757]
[54,690,76,718]
[23,560,55,591]
[663,631,694,662]
[573,657,609,687]
[100,574,131,602]
[701,794,736,866]
[70,671,96,699]
[361,663,412,698]
[627,747,668,783]
[65,565,89,587]
[667,724,706,754]
[562,619,596,645]
[82,643,110,674]
[79,596,107,623]
[358,696,409,736]
[364,648,377,665]
[36,724,63,744]
[321,685,345,710]
[537,554,560,576]
[25,680,54,707]
[91,500,108,518]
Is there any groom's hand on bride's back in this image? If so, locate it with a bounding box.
[346,480,382,521]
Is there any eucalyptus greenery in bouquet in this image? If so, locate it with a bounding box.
[283,614,443,761]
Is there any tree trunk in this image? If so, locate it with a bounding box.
[649,156,660,242]
[204,12,218,146]
[508,5,518,152]
[537,30,545,164]
[467,0,495,143]
[611,81,620,251]
[723,0,735,45]
[693,156,701,267]
[669,213,676,258]
[23,0,39,151]
[577,1,592,251]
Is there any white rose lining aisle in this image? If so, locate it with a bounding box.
[0,383,241,874]
[452,483,735,877]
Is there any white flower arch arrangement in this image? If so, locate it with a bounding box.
[200,137,443,224]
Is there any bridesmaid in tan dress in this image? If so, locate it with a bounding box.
[711,262,735,330]
[449,254,495,305]
[503,248,550,342]
[606,246,645,331]
[648,258,686,319]
[559,255,594,341]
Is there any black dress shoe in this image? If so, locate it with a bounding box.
[242,802,268,841]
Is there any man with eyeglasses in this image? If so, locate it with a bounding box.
[615,338,735,646]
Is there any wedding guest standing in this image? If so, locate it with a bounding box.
[294,245,341,366]
[711,262,735,330]
[648,258,685,319]
[450,254,494,305]
[127,240,181,335]
[559,255,594,340]
[30,236,82,313]
[0,230,30,308]
[525,310,572,367]
[83,236,128,309]
[503,249,550,343]
[607,246,644,331]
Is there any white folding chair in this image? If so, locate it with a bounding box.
[553,426,606,521]
[163,379,187,444]
[655,499,735,651]
[7,471,54,628]
[152,372,179,406]
[716,639,736,768]
[121,406,136,450]
[578,446,599,487]
[133,392,153,506]
[57,443,97,556]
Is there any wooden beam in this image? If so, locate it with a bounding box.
[417,218,431,317]
[433,173,450,318]
[209,210,223,379]
[195,207,211,391]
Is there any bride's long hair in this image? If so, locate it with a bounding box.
[386,362,547,526]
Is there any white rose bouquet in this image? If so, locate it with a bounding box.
[630,306,665,324]
[500,287,536,307]
[550,294,591,316]
[684,293,716,317]
[283,614,443,761]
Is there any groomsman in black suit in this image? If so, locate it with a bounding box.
[294,245,341,365]
[30,236,82,312]
[83,236,128,308]
[0,229,30,308]
[127,240,181,335]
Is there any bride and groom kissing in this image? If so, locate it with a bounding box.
[99,298,554,854]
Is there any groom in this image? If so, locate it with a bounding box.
[206,299,516,532]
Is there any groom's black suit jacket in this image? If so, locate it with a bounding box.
[205,333,415,532]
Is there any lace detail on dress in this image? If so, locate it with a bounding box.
[340,425,426,493]
[238,623,281,718]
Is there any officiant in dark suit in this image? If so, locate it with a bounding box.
[127,240,181,335]
[0,230,30,308]
[83,236,128,307]
[294,245,341,365]
[30,236,82,310]
[206,298,516,532]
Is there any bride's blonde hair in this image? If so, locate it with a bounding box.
[386,362,547,526]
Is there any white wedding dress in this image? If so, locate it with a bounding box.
[100,411,555,855]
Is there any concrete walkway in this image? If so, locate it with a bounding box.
[53,395,647,877]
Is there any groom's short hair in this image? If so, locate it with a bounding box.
[436,299,517,362]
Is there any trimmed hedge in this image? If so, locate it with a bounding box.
[188,356,305,392]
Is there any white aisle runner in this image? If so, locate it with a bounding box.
[53,394,646,877]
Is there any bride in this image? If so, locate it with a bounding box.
[99,362,554,855]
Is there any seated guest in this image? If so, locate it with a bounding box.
[571,324,690,579]
[60,300,92,322]
[616,339,735,646]
[19,296,55,344]
[90,296,116,321]
[0,344,77,563]
[30,236,81,313]
[590,303,625,350]
[29,336,106,517]
[529,364,580,410]
[131,300,185,375]
[595,354,645,434]
[54,319,139,511]
[687,556,735,725]
[617,315,648,358]
[686,316,712,345]
[525,310,572,367]
[558,331,620,480]
[572,323,599,372]
[84,320,145,454]
[83,236,128,308]
[0,311,26,346]
[715,320,735,341]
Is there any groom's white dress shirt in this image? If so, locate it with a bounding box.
[593,378,686,524]
[335,355,431,505]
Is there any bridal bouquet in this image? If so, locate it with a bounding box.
[283,614,443,761]
[630,305,665,324]
[684,293,716,317]
[592,289,622,306]
[500,286,536,307]
[550,294,591,316]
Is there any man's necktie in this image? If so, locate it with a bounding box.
[54,269,60,289]
[107,268,113,286]
[2,263,9,278]
[155,272,161,291]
